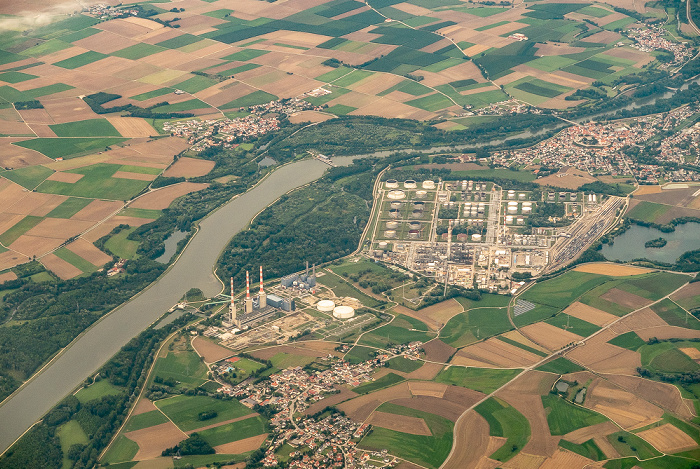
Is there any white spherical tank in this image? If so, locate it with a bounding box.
[333,305,355,319]
[422,180,436,189]
[387,190,406,200]
[385,179,399,188]
[317,300,336,312]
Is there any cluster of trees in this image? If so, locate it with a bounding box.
[83,92,194,119]
[162,433,214,456]
[528,202,567,227]
[14,100,43,109]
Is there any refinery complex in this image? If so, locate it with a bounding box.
[368,178,623,293]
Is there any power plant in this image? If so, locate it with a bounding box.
[280,261,317,291]
[224,266,294,330]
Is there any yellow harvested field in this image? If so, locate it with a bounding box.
[538,449,593,469]
[130,182,209,209]
[106,117,157,137]
[567,340,640,375]
[66,238,112,266]
[213,434,268,455]
[288,111,334,124]
[636,326,700,341]
[574,263,653,276]
[519,322,583,351]
[72,200,123,222]
[613,307,668,334]
[604,373,693,420]
[368,411,432,436]
[636,423,697,453]
[46,172,83,183]
[11,235,63,257]
[26,218,93,239]
[586,380,663,429]
[563,302,617,327]
[634,185,663,195]
[0,250,29,271]
[163,157,215,178]
[126,422,186,460]
[456,337,542,368]
[0,271,18,283]
[408,381,447,398]
[40,253,82,280]
[82,215,153,243]
[681,347,700,360]
[139,69,188,85]
[6,192,66,217]
[441,411,492,469]
[563,421,619,444]
[501,452,546,468]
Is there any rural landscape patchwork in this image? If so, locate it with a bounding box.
[3,0,700,468]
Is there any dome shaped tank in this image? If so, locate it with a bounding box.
[387,190,406,200]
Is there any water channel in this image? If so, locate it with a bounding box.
[0,156,356,454]
[601,222,700,264]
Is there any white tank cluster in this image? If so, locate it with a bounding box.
[422,180,436,189]
[507,201,518,214]
[404,179,417,189]
[317,300,336,312]
[522,202,533,214]
[333,305,355,319]
[385,179,399,188]
[387,190,406,200]
[505,215,514,225]
[507,190,515,199]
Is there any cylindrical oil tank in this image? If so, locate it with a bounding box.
[422,180,435,189]
[387,190,406,200]
[317,300,335,312]
[333,305,355,319]
[408,229,420,239]
[389,208,400,218]
[506,215,514,224]
[522,206,532,214]
[378,241,388,249]
[385,220,399,229]
[413,201,425,209]
[390,201,402,209]
[411,209,424,219]
[518,193,526,200]
[507,190,515,199]
[384,230,397,238]
[472,233,482,241]
[404,179,417,189]
[507,205,517,214]
[408,221,421,230]
[385,179,398,188]
[517,217,525,225]
[415,190,427,199]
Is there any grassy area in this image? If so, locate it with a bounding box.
[512,303,560,327]
[359,402,454,469]
[440,307,512,347]
[74,379,123,403]
[50,119,121,137]
[155,395,253,432]
[53,51,107,69]
[474,397,530,462]
[541,394,608,435]
[359,315,433,349]
[0,215,43,246]
[640,342,700,374]
[46,197,94,219]
[607,430,662,459]
[316,271,382,307]
[38,163,150,200]
[353,372,405,394]
[222,90,278,109]
[651,299,700,330]
[626,201,671,223]
[521,271,609,309]
[112,43,166,60]
[1,165,54,189]
[119,208,161,219]
[104,227,139,259]
[100,434,139,465]
[387,356,423,373]
[344,345,376,364]
[616,272,688,301]
[608,331,646,351]
[123,410,169,432]
[545,313,600,337]
[435,366,521,394]
[497,336,547,357]
[198,415,268,446]
[55,247,101,273]
[57,420,89,468]
[269,352,316,369]
[535,357,584,374]
[559,438,606,461]
[151,350,209,388]
[14,137,127,160]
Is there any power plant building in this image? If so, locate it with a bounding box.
[280,261,317,290]
[226,267,294,329]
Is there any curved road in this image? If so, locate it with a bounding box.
[0,157,348,454]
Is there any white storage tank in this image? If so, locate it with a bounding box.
[378,241,388,249]
[472,233,482,241]
[518,193,526,200]
[387,190,406,200]
[317,300,336,312]
[422,180,436,189]
[386,221,399,229]
[415,190,427,199]
[333,305,355,319]
[385,179,399,188]
[384,230,397,238]
[505,215,514,224]
[507,205,518,214]
[507,190,515,199]
[404,180,417,189]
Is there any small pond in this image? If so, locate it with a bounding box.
[155,230,188,263]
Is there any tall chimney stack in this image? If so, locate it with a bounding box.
[259,266,267,308]
[245,270,253,314]
[228,277,236,326]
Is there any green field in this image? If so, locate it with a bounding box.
[353,372,405,394]
[559,438,606,461]
[222,90,278,109]
[156,33,204,49]
[616,273,688,301]
[359,315,433,349]
[118,207,161,219]
[112,43,166,60]
[74,379,124,404]
[221,49,270,61]
[326,104,357,115]
[151,99,209,113]
[640,342,700,374]
[512,303,560,327]
[440,307,513,347]
[317,271,382,307]
[359,402,454,469]
[405,93,454,112]
[513,78,571,98]
[535,357,584,374]
[155,395,252,432]
[387,356,423,373]
[545,313,600,337]
[0,215,43,246]
[608,331,646,351]
[0,71,37,83]
[14,137,127,159]
[55,247,100,273]
[497,336,548,357]
[53,51,107,69]
[522,271,609,309]
[46,197,94,219]
[100,434,139,465]
[651,299,700,329]
[123,410,169,432]
[474,397,530,462]
[269,352,316,369]
[38,163,149,200]
[198,415,268,446]
[104,227,139,259]
[151,350,209,388]
[435,366,521,394]
[130,88,172,101]
[607,430,662,459]
[344,345,376,364]
[174,75,219,94]
[57,419,89,457]
[541,394,608,435]
[50,119,121,138]
[1,165,53,189]
[626,201,670,223]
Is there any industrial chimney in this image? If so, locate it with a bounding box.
[259,266,267,308]
[245,270,253,314]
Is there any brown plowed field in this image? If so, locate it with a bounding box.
[6,192,66,216]
[501,452,546,468]
[613,307,667,333]
[443,383,486,408]
[441,411,492,469]
[458,338,541,368]
[46,172,83,183]
[66,238,112,266]
[132,398,157,416]
[192,336,234,363]
[390,396,467,422]
[0,213,25,237]
[562,421,619,444]
[0,271,18,283]
[636,326,700,341]
[450,355,493,367]
[422,338,456,362]
[500,331,550,354]
[563,302,617,327]
[72,200,123,222]
[600,288,651,309]
[519,322,583,351]
[498,392,559,457]
[11,235,64,257]
[17,109,54,124]
[566,341,640,375]
[126,421,186,460]
[368,410,432,435]
[593,435,621,459]
[213,433,267,455]
[406,362,443,380]
[82,216,151,243]
[106,117,157,138]
[163,157,215,178]
[671,282,700,303]
[538,449,593,469]
[636,423,697,453]
[416,298,463,325]
[574,263,652,276]
[304,386,357,415]
[40,253,82,279]
[502,371,557,395]
[585,380,663,429]
[681,347,700,359]
[534,169,596,189]
[288,110,334,124]
[408,381,447,398]
[0,250,29,271]
[602,374,692,419]
[130,182,209,209]
[25,218,93,239]
[337,382,412,421]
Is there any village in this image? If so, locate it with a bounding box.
[626,25,694,67]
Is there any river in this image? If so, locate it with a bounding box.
[0,156,356,454]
